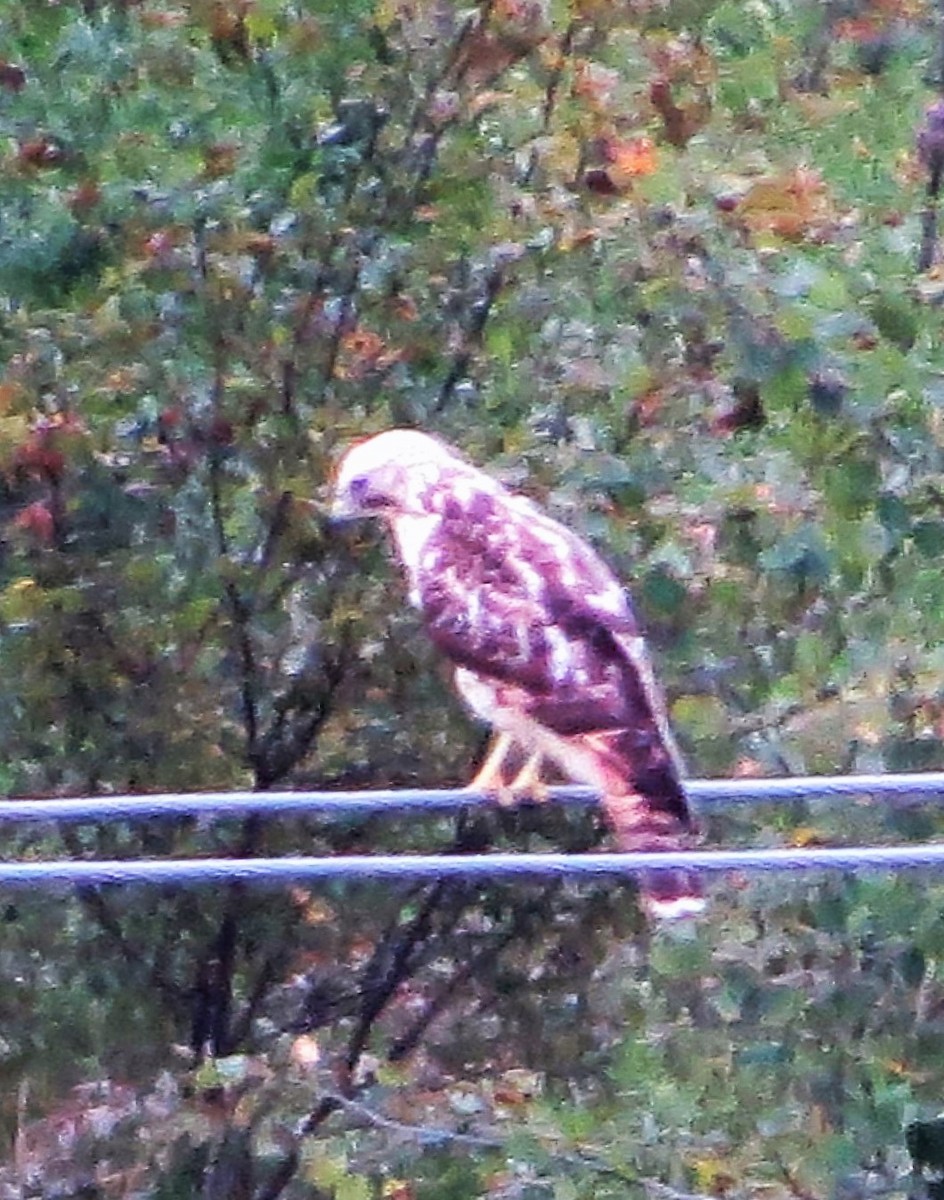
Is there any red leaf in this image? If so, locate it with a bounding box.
[13,440,65,482]
[68,181,102,217]
[0,62,26,92]
[18,137,66,169]
[12,502,55,545]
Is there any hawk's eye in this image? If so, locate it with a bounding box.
[349,475,385,508]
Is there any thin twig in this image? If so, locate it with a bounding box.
[521,19,578,186]
[433,263,507,413]
[229,941,297,1049]
[253,1096,341,1200]
[919,162,942,273]
[343,879,451,1079]
[59,827,183,1007]
[388,880,561,1063]
[326,1092,503,1149]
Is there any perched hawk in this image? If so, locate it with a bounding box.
[331,429,704,918]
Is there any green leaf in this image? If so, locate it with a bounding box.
[760,524,832,587]
[642,566,687,615]
[913,520,944,557]
[866,293,918,353]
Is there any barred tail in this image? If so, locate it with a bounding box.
[577,728,705,920]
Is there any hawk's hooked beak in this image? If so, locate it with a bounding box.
[328,473,375,524]
[327,494,363,525]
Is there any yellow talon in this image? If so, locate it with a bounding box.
[506,753,549,804]
[467,732,515,797]
[467,736,550,805]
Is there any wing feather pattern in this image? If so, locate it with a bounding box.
[389,464,703,917]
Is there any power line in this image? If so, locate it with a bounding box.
[0,771,942,825]
[2,773,942,888]
[3,845,944,887]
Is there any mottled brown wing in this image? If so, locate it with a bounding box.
[415,490,660,729]
[412,478,703,912]
[417,495,617,707]
[414,483,693,832]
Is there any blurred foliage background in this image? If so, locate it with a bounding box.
[3,0,944,1195]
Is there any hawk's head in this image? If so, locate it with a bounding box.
[331,429,466,521]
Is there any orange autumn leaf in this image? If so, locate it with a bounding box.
[834,0,926,37]
[735,166,838,241]
[0,382,26,415]
[139,8,188,28]
[650,77,712,148]
[834,17,883,40]
[68,180,103,216]
[335,329,403,380]
[390,294,419,322]
[647,35,718,88]
[451,31,520,87]
[572,60,621,113]
[381,1183,414,1200]
[631,386,668,425]
[585,135,658,193]
[451,3,547,91]
[494,0,540,19]
[556,224,596,253]
[341,329,384,355]
[201,142,239,179]
[467,89,509,117]
[788,826,831,848]
[691,1155,738,1196]
[17,136,67,170]
[289,1034,321,1069]
[208,0,251,42]
[607,134,658,179]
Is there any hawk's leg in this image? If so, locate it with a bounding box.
[468,736,549,806]
[467,732,515,796]
[505,752,549,804]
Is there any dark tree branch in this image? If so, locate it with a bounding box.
[228,940,297,1050]
[253,1096,341,1200]
[255,490,294,575]
[792,0,842,94]
[252,634,352,790]
[521,19,578,186]
[59,827,185,1008]
[340,806,505,1079]
[417,2,491,132]
[433,263,507,413]
[396,7,489,202]
[919,162,943,273]
[925,0,944,89]
[388,935,501,1063]
[342,879,451,1082]
[318,233,378,387]
[327,1092,503,1149]
[208,455,260,761]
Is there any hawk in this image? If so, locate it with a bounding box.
[331,429,704,918]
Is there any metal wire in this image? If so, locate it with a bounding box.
[1,845,944,887]
[0,773,941,887]
[0,771,943,824]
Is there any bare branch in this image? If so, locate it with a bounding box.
[433,262,507,413]
[325,1092,502,1150]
